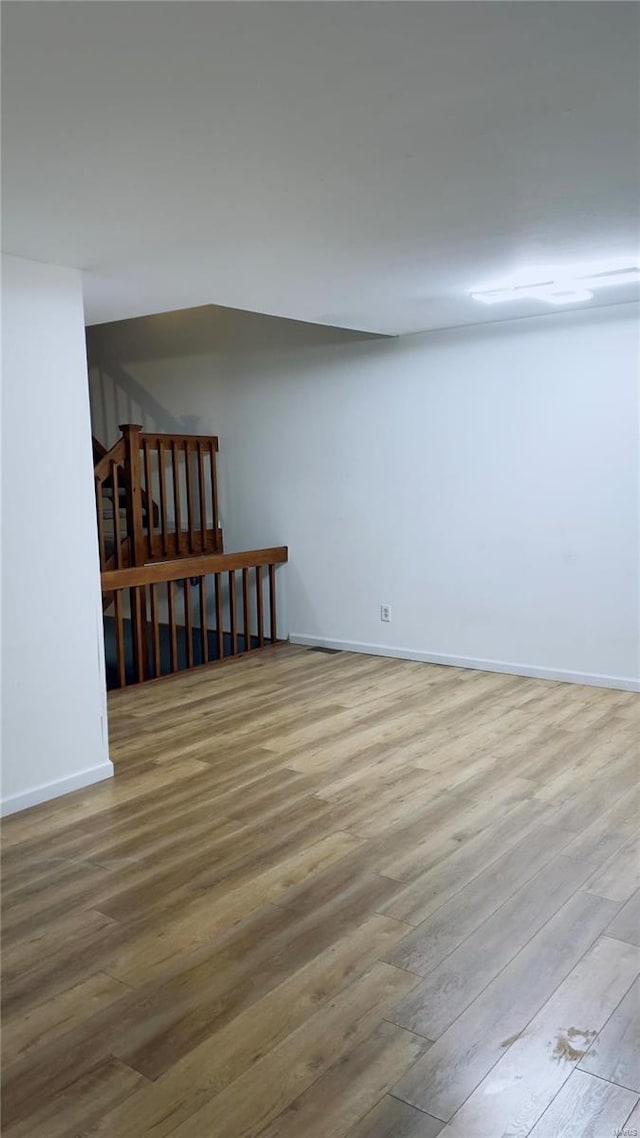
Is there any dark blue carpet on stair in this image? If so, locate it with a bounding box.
[104,617,260,689]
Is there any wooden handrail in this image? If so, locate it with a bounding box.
[102,546,288,689]
[96,433,283,689]
[94,425,221,570]
[93,434,160,569]
[101,547,288,591]
[92,435,108,461]
[94,438,126,482]
[140,431,219,449]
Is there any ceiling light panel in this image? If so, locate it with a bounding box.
[471,263,640,306]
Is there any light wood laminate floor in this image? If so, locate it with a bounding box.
[2,645,639,1137]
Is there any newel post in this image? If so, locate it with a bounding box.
[119,424,146,567]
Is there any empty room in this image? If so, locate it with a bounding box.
[1,2,639,1136]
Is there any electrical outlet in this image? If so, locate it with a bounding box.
[380,604,391,622]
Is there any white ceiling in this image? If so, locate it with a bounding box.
[3,1,639,334]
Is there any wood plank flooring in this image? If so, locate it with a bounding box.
[2,644,639,1137]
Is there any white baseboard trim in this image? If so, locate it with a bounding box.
[1,761,115,818]
[289,635,640,693]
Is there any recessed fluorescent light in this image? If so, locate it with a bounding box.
[533,286,594,305]
[471,287,521,305]
[471,263,640,306]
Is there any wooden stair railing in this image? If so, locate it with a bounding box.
[95,436,130,572]
[93,435,160,535]
[92,435,107,464]
[102,547,288,689]
[94,425,222,572]
[135,427,222,562]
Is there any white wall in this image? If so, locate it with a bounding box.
[2,254,112,815]
[87,301,640,690]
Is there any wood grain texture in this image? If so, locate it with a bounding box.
[388,853,594,1040]
[606,888,640,946]
[347,1096,445,1137]
[439,935,640,1136]
[391,891,621,1122]
[584,834,640,903]
[527,1070,638,1137]
[578,975,640,1092]
[2,645,639,1138]
[165,963,418,1138]
[101,545,288,590]
[3,1057,147,1138]
[384,825,575,975]
[255,1021,431,1138]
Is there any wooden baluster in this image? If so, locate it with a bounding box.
[197,441,207,550]
[143,437,154,561]
[96,479,106,568]
[111,461,122,568]
[114,588,126,688]
[101,550,287,684]
[185,442,197,555]
[184,578,194,668]
[119,425,145,566]
[256,564,264,647]
[210,439,222,552]
[214,572,224,660]
[158,440,169,558]
[168,579,178,672]
[269,563,278,643]
[228,570,237,655]
[242,567,250,652]
[150,583,161,678]
[199,575,209,664]
[131,585,147,683]
[171,440,182,556]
